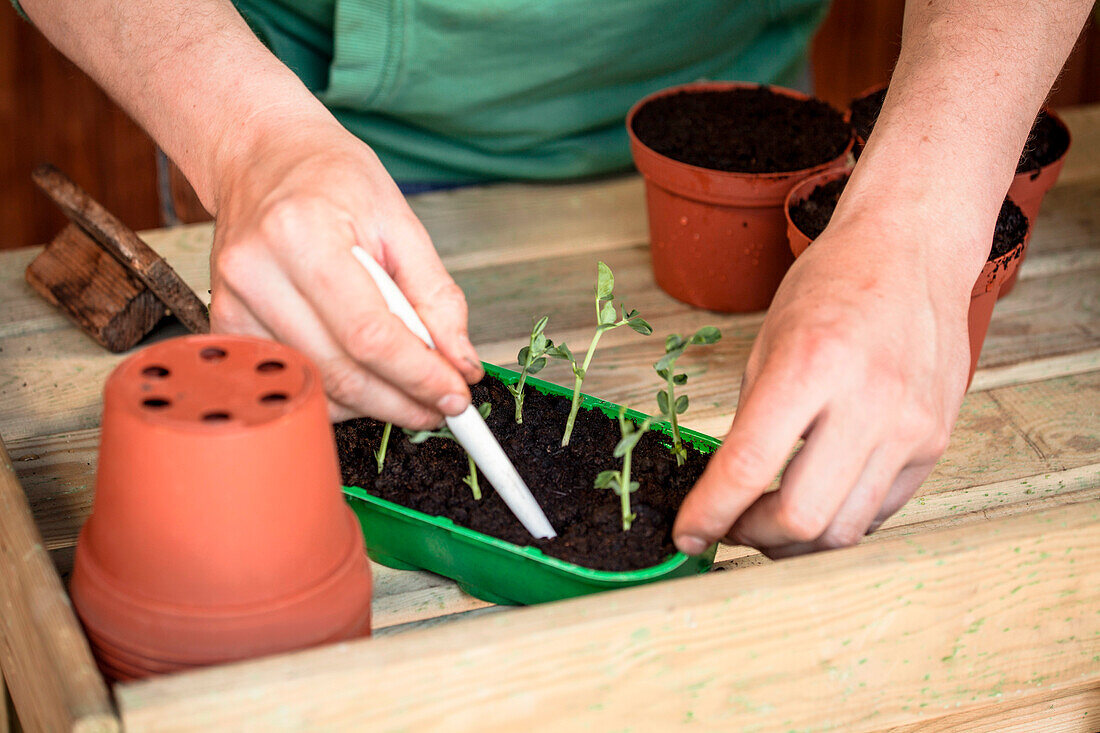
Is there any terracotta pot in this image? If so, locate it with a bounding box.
[627,82,853,312]
[999,107,1071,297]
[71,334,372,679]
[785,173,1028,386]
[784,165,854,258]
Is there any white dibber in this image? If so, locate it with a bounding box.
[351,246,557,539]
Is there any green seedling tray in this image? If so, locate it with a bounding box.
[342,363,719,606]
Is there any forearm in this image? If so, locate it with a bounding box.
[836,0,1092,280]
[19,0,337,213]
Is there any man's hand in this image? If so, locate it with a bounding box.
[674,212,974,557]
[210,118,482,426]
[673,0,1093,558]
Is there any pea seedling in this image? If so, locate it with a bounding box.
[374,422,393,474]
[508,316,557,423]
[654,326,721,465]
[405,403,492,500]
[557,262,652,446]
[594,407,653,531]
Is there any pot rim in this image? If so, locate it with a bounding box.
[626,80,854,184]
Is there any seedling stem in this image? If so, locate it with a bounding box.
[404,403,492,500]
[374,422,393,474]
[654,327,721,465]
[594,407,652,531]
[558,262,651,446]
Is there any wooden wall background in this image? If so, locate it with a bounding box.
[1,0,1097,250]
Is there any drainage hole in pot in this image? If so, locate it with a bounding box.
[201,411,232,422]
[256,360,285,373]
[200,347,227,362]
[142,365,170,378]
[260,392,288,405]
[142,397,171,409]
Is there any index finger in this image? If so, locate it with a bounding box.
[672,358,827,555]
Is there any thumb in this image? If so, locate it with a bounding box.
[673,361,824,554]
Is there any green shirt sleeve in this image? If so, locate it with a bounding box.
[10,0,30,21]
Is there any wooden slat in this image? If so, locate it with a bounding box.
[885,681,1099,733]
[1,242,1097,444]
[10,369,1100,632]
[114,503,1099,732]
[0,437,117,733]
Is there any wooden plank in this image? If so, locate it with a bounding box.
[25,224,166,352]
[114,503,1100,732]
[1057,105,1100,187]
[10,370,1100,631]
[2,241,1098,444]
[885,680,1099,733]
[0,437,118,733]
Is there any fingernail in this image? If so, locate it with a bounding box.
[675,534,708,556]
[437,393,469,416]
[464,356,484,376]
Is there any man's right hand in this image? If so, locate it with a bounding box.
[210,117,483,427]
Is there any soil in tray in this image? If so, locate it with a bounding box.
[789,172,1029,260]
[335,378,710,572]
[848,88,1068,174]
[631,86,850,173]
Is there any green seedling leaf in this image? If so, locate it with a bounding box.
[690,326,722,344]
[665,334,685,351]
[594,470,619,489]
[673,373,688,385]
[599,299,617,326]
[675,394,689,414]
[656,390,670,415]
[628,317,653,335]
[517,345,531,365]
[477,402,491,419]
[656,368,670,380]
[596,261,614,299]
[532,315,549,337]
[613,430,646,458]
[528,356,547,374]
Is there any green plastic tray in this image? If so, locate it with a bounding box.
[342,363,720,606]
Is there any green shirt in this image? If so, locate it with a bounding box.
[14,0,829,182]
[234,0,828,182]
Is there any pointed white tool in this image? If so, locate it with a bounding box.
[351,246,557,539]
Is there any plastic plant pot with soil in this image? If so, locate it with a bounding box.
[337,363,719,606]
[847,84,1070,296]
[627,82,853,313]
[785,170,1029,386]
[70,334,373,680]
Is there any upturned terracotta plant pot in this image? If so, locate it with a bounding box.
[999,107,1071,296]
[70,334,372,680]
[627,82,853,312]
[785,171,1028,386]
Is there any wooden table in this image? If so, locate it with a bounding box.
[1,106,1098,732]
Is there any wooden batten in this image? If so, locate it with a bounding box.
[115,503,1099,731]
[25,224,165,353]
[0,437,118,732]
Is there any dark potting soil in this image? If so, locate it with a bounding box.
[1017,111,1070,175]
[847,88,887,144]
[335,377,711,571]
[789,173,1029,261]
[848,89,1069,174]
[788,178,847,241]
[631,86,850,173]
